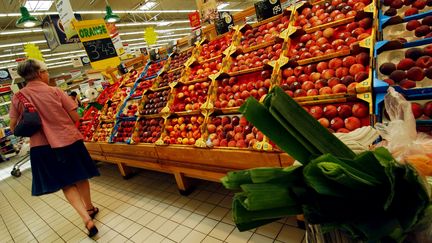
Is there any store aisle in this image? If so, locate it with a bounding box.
[0,159,305,243]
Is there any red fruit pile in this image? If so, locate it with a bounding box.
[379,45,432,89]
[93,123,114,142]
[170,50,192,70]
[159,69,182,88]
[111,87,130,101]
[122,70,139,86]
[305,102,369,132]
[295,0,371,29]
[290,19,371,61]
[280,52,369,97]
[230,44,282,72]
[162,116,205,145]
[101,100,121,120]
[189,58,222,81]
[215,71,272,109]
[207,116,264,148]
[172,82,210,112]
[79,119,99,142]
[383,0,432,17]
[241,16,289,49]
[120,99,140,117]
[144,61,166,79]
[134,118,164,143]
[411,101,432,119]
[140,90,170,115]
[199,35,232,61]
[113,121,136,143]
[405,16,432,38]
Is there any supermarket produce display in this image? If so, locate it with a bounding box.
[79,0,431,199]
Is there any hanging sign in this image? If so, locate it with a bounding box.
[73,19,120,70]
[144,27,158,45]
[188,11,201,30]
[106,23,125,56]
[197,0,218,24]
[24,43,44,62]
[215,12,234,35]
[0,69,11,82]
[255,0,283,22]
[55,0,77,40]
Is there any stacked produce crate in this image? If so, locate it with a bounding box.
[375,0,432,135]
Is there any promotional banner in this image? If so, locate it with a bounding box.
[42,14,81,50]
[73,19,120,70]
[0,69,11,82]
[196,0,219,23]
[188,11,201,30]
[55,0,77,40]
[106,23,125,56]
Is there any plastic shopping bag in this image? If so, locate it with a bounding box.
[375,87,432,176]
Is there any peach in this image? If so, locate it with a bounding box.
[309,106,324,119]
[352,103,368,118]
[416,56,432,68]
[336,67,349,78]
[413,0,427,9]
[407,67,425,81]
[317,62,329,72]
[344,116,362,131]
[332,84,347,93]
[307,89,319,96]
[329,58,343,69]
[356,52,369,66]
[355,71,369,82]
[397,58,416,70]
[302,81,315,91]
[359,17,373,29]
[337,128,350,133]
[349,64,366,75]
[399,79,417,89]
[391,0,404,8]
[406,20,422,31]
[328,77,341,88]
[315,79,328,89]
[323,28,335,38]
[318,118,330,128]
[324,105,338,119]
[405,7,419,16]
[319,86,333,95]
[330,117,345,131]
[389,70,407,82]
[343,56,357,67]
[337,104,352,118]
[322,69,336,79]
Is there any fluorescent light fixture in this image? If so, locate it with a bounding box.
[25,1,54,11]
[217,3,229,10]
[157,22,170,27]
[139,1,157,10]
[0,27,191,36]
[116,20,189,27]
[0,40,46,49]
[0,29,43,35]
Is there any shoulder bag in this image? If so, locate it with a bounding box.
[13,92,42,137]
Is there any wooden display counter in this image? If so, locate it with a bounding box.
[85,142,294,194]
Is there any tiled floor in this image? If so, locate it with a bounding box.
[0,156,305,243]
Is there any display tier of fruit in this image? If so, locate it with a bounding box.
[229,44,282,73]
[144,60,166,79]
[188,58,222,81]
[382,0,432,17]
[171,81,210,112]
[161,115,205,145]
[240,16,289,50]
[132,118,165,143]
[214,71,272,109]
[111,87,131,101]
[92,122,114,142]
[279,51,370,97]
[100,100,123,120]
[377,44,432,89]
[112,120,136,143]
[206,115,264,148]
[139,89,171,115]
[119,98,140,117]
[289,17,372,61]
[159,69,182,88]
[304,101,370,133]
[383,15,432,42]
[122,69,140,86]
[294,0,372,31]
[198,33,233,62]
[170,50,192,70]
[136,77,157,92]
[97,82,120,104]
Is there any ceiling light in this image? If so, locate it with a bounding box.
[217,3,229,10]
[104,5,120,23]
[139,1,157,10]
[116,20,189,27]
[25,1,54,11]
[16,6,42,28]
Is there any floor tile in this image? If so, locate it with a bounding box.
[209,222,235,241]
[225,228,253,243]
[194,217,219,235]
[248,233,274,243]
[130,227,153,243]
[201,235,223,243]
[167,224,192,242]
[143,232,165,243]
[180,229,206,243]
[182,212,205,228]
[155,219,179,236]
[276,225,305,243]
[255,221,284,239]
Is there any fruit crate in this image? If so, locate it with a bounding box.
[211,71,272,113]
[302,98,373,133]
[110,86,132,101]
[131,117,165,144]
[143,59,167,80]
[292,0,376,33]
[169,48,193,70]
[158,114,206,146]
[110,118,138,143]
[379,11,432,44]
[79,118,99,142]
[227,43,282,76]
[139,88,171,117]
[288,16,374,65]
[92,121,115,142]
[203,114,273,151]
[157,68,184,89]
[380,0,432,19]
[99,99,125,121]
[97,82,121,104]
[118,97,141,118]
[121,68,143,87]
[184,57,222,83]
[374,41,432,92]
[170,80,211,115]
[238,12,290,53]
[196,31,234,62]
[277,45,373,101]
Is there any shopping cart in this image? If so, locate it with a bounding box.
[10,138,30,177]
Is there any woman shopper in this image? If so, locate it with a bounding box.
[8,59,100,238]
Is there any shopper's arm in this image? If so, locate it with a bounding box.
[68,109,80,123]
[10,118,17,132]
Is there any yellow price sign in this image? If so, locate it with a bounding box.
[144,27,158,45]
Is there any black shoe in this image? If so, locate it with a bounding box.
[87,207,99,219]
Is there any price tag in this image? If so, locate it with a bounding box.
[254,0,282,22]
[82,38,117,62]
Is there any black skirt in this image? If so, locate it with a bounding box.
[30,140,100,196]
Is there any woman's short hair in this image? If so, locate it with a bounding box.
[17,59,48,81]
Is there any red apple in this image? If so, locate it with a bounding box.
[344,116,362,131]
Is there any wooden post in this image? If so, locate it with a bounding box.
[117,162,135,179]
[174,172,194,196]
